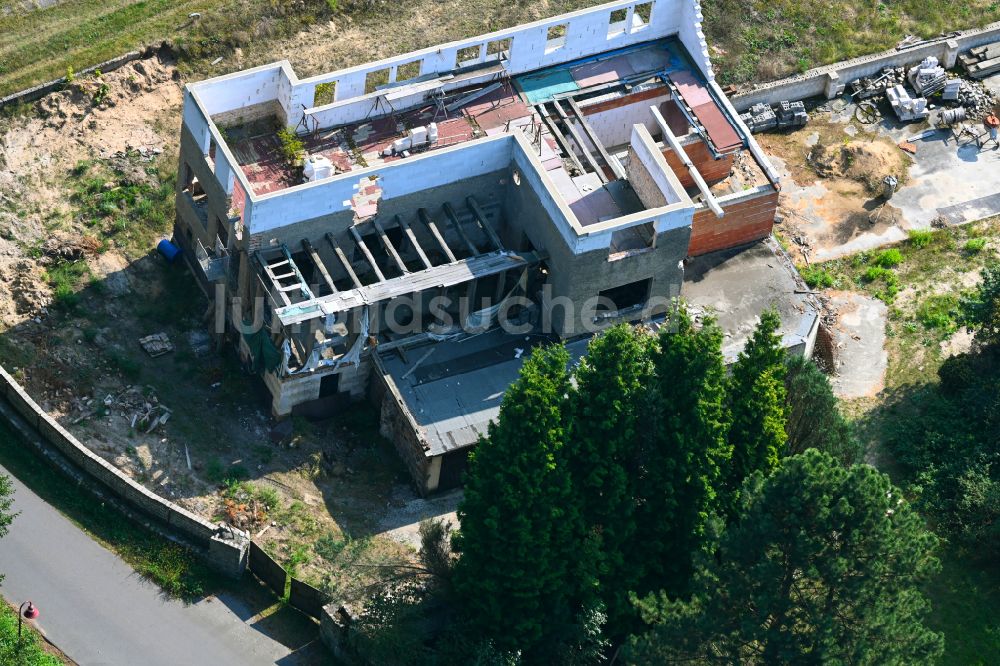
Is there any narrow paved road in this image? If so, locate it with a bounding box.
[0,465,318,665]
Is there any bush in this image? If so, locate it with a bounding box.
[801,265,836,289]
[276,127,304,164]
[908,229,934,248]
[874,248,903,268]
[965,238,987,253]
[917,294,958,331]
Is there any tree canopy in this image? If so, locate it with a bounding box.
[627,450,944,665]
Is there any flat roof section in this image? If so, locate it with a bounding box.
[682,238,819,362]
[381,330,589,457]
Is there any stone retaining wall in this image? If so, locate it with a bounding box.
[730,22,1000,111]
[0,365,249,578]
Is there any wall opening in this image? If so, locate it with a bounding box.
[546,24,568,53]
[608,8,628,37]
[633,2,653,29]
[609,222,656,260]
[597,278,651,314]
[486,37,512,61]
[313,82,336,107]
[456,45,482,68]
[396,60,421,81]
[319,372,340,398]
[365,68,391,94]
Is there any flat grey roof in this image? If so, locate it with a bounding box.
[380,330,589,457]
[382,239,817,458]
[682,238,819,362]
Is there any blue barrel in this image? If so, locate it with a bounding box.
[157,239,181,263]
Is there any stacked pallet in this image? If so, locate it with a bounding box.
[959,42,1000,79]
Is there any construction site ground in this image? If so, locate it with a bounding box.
[760,74,1000,265]
[0,54,457,599]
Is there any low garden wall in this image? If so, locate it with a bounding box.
[730,21,1000,111]
[0,365,249,578]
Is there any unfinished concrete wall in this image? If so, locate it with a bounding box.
[503,161,692,337]
[292,0,691,131]
[372,359,435,494]
[688,187,778,257]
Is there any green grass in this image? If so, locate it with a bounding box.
[0,420,219,599]
[0,0,335,97]
[703,1,1000,84]
[42,260,90,309]
[965,238,988,253]
[916,294,959,332]
[801,265,836,289]
[909,229,935,249]
[69,155,175,256]
[0,604,64,665]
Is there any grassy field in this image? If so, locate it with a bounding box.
[704,1,1000,84]
[0,0,329,97]
[0,603,65,665]
[6,0,1000,97]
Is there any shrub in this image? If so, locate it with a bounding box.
[801,265,836,289]
[965,238,987,253]
[276,127,304,164]
[862,265,892,283]
[908,229,934,248]
[874,248,903,268]
[917,294,958,331]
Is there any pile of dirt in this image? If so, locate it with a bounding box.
[0,259,51,324]
[35,56,178,131]
[809,139,910,194]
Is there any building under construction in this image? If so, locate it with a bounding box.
[173,0,814,493]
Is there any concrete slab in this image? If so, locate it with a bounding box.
[824,291,888,399]
[682,238,820,362]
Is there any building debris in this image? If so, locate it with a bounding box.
[898,141,917,155]
[139,332,173,357]
[849,67,906,101]
[959,40,1000,79]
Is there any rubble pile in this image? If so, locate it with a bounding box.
[849,67,907,100]
[953,79,996,119]
[56,385,172,434]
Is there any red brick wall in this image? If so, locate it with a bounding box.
[688,191,778,257]
[662,141,734,188]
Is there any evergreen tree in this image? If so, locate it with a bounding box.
[631,307,730,600]
[959,260,1000,348]
[567,324,656,636]
[783,355,862,466]
[627,450,944,665]
[452,344,595,658]
[722,309,787,518]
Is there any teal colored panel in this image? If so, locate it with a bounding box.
[517,68,579,105]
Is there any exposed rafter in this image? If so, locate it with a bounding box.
[417,208,458,263]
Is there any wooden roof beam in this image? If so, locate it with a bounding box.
[417,208,458,263]
[465,196,504,250]
[395,215,432,269]
[349,225,387,282]
[301,238,337,294]
[325,232,362,289]
[441,202,479,256]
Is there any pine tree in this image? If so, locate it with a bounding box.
[631,307,730,600]
[627,450,944,665]
[452,344,594,657]
[722,309,787,519]
[783,355,862,465]
[567,324,656,636]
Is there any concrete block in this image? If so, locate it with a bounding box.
[823,71,844,100]
[944,39,961,70]
[208,530,250,579]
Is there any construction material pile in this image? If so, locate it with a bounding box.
[849,67,907,100]
[740,100,809,133]
[959,41,1000,79]
[886,85,929,122]
[952,79,997,119]
[908,57,947,96]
